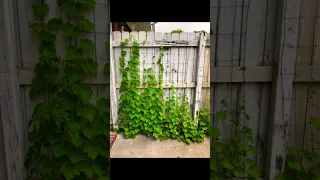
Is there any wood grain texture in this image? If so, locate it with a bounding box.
[265,0,301,178]
[193,33,207,122]
[110,23,118,128]
[0,0,25,179]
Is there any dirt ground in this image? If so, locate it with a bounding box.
[110,133,210,158]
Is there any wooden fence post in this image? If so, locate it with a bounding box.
[265,0,301,179]
[193,32,207,124]
[0,0,24,179]
[110,24,118,129]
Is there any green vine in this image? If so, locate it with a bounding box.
[277,90,320,180]
[170,29,184,34]
[26,1,109,179]
[210,99,260,179]
[116,37,210,144]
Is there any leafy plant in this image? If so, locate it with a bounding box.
[210,99,260,180]
[171,29,184,34]
[194,30,207,33]
[116,36,210,144]
[26,1,109,179]
[276,90,320,180]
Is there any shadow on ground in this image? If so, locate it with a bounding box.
[110,133,210,158]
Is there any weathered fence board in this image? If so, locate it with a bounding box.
[266,0,301,178]
[211,0,320,179]
[211,0,276,177]
[0,0,25,179]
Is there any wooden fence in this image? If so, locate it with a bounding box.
[110,31,210,128]
[211,0,320,179]
[0,0,110,179]
[2,0,320,179]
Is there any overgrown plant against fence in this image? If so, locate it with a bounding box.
[25,0,109,179]
[110,31,210,144]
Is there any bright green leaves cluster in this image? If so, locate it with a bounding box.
[116,38,210,144]
[210,100,260,180]
[276,91,320,180]
[26,1,109,180]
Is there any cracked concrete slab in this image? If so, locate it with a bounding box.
[110,133,210,158]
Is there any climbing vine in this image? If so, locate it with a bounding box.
[210,99,260,179]
[116,37,210,144]
[26,0,109,179]
[276,90,320,180]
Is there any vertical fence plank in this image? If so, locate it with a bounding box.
[138,31,147,85]
[0,0,24,179]
[186,32,196,106]
[179,32,188,99]
[311,0,320,150]
[266,0,301,178]
[171,33,179,99]
[163,33,171,99]
[193,33,207,123]
[110,25,118,129]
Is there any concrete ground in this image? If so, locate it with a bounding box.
[110,133,210,158]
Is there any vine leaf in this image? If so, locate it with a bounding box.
[32,3,49,17]
[79,163,95,178]
[47,18,63,31]
[51,142,70,158]
[66,45,83,60]
[77,16,94,32]
[81,58,98,76]
[65,67,84,82]
[288,160,302,172]
[60,163,81,180]
[67,123,84,147]
[71,84,93,102]
[29,23,44,33]
[105,41,110,49]
[97,176,109,180]
[310,117,320,130]
[30,76,46,99]
[97,98,109,112]
[39,31,56,42]
[80,38,95,54]
[216,111,226,121]
[62,23,80,37]
[83,144,103,160]
[76,103,97,122]
[247,167,259,178]
[82,125,101,139]
[61,1,80,15]
[276,174,292,180]
[78,0,96,8]
[237,104,245,112]
[210,127,221,137]
[67,150,87,163]
[222,159,233,170]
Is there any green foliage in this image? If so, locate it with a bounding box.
[210,99,260,180]
[116,37,209,144]
[276,91,320,180]
[194,30,207,33]
[171,29,184,34]
[26,1,109,179]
